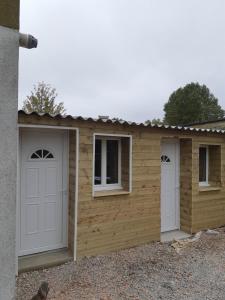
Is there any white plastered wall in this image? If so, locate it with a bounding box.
[0,25,19,300]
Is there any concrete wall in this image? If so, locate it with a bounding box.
[0,25,19,300]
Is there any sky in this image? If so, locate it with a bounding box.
[19,0,225,122]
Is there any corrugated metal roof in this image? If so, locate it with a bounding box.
[18,110,225,134]
[188,118,225,126]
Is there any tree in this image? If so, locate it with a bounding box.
[145,118,164,126]
[164,83,224,126]
[22,82,66,115]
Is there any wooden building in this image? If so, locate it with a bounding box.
[17,111,225,269]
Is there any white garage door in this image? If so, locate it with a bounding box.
[161,140,180,232]
[19,129,68,256]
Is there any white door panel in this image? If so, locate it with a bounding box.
[20,130,68,256]
[161,141,180,232]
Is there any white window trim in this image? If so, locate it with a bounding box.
[94,136,122,191]
[93,133,132,195]
[199,145,209,186]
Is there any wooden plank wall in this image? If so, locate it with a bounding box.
[121,137,130,191]
[18,113,225,257]
[192,136,225,232]
[68,130,76,256]
[0,0,20,29]
[77,127,161,257]
[180,139,192,233]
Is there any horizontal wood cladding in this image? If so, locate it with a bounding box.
[68,131,76,256]
[180,139,192,233]
[121,137,130,191]
[76,128,225,254]
[19,113,225,256]
[191,137,225,232]
[0,0,20,29]
[77,126,161,257]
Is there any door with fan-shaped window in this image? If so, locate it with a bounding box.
[161,140,180,232]
[20,129,68,255]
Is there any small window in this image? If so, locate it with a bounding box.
[30,149,54,160]
[31,153,39,159]
[94,140,102,185]
[161,155,171,163]
[199,146,208,185]
[199,144,221,187]
[94,135,132,193]
[107,140,119,184]
[94,137,121,190]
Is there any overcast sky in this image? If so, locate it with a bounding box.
[19,0,225,122]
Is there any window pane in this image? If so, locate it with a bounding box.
[31,153,39,159]
[199,147,207,182]
[43,149,49,158]
[107,140,119,184]
[95,139,102,185]
[36,149,42,158]
[46,153,54,159]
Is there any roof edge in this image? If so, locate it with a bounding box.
[18,110,225,135]
[187,118,225,126]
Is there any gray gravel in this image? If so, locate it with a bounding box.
[16,228,225,300]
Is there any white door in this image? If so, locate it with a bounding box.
[19,129,68,256]
[161,140,180,232]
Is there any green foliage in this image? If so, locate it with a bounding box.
[145,118,164,126]
[164,83,224,126]
[22,82,66,115]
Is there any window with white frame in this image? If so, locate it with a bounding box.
[199,144,221,187]
[94,135,132,192]
[199,146,209,186]
[94,137,121,190]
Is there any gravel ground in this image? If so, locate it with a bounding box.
[16,228,225,300]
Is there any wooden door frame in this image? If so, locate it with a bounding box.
[18,129,68,256]
[16,124,79,274]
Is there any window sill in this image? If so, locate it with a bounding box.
[94,189,130,198]
[199,186,221,192]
